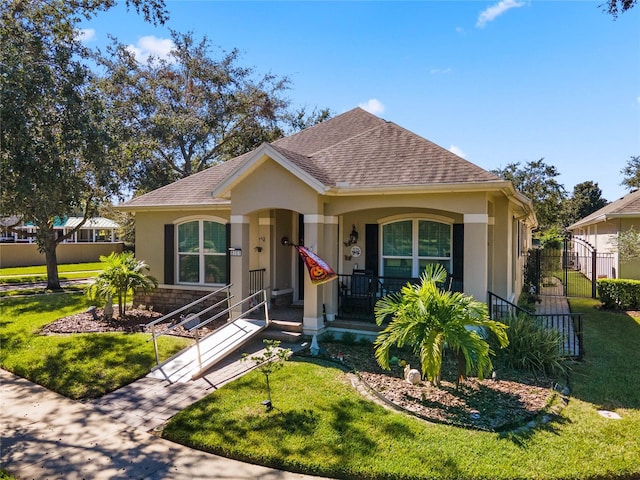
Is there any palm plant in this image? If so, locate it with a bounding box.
[374,264,508,387]
[86,252,158,318]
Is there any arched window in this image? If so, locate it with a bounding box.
[381,219,451,278]
[177,220,227,284]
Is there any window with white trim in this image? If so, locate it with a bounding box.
[382,219,451,278]
[177,220,227,284]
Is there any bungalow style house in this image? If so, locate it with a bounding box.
[568,189,640,280]
[120,108,536,336]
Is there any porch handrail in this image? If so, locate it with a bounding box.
[487,291,584,359]
[487,291,534,318]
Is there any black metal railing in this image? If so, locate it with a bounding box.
[488,291,583,359]
[337,271,461,322]
[249,268,265,295]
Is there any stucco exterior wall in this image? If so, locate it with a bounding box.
[0,242,124,268]
[133,209,229,284]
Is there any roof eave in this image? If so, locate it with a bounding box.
[326,180,513,196]
[116,202,231,213]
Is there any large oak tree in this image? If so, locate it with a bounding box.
[0,0,166,289]
[97,30,300,194]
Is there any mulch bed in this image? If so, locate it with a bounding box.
[319,343,557,432]
[42,310,560,431]
[40,308,225,337]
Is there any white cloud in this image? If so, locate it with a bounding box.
[476,0,525,28]
[126,35,175,63]
[637,96,640,105]
[430,68,452,75]
[76,28,96,43]
[358,99,385,115]
[449,145,467,158]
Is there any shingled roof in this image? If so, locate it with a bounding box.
[569,189,640,229]
[122,107,505,209]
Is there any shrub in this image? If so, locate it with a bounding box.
[597,278,640,310]
[340,331,357,346]
[517,291,538,313]
[493,313,568,379]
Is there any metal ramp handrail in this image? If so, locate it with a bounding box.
[145,284,233,328]
[146,285,233,365]
[190,289,270,374]
[149,288,270,371]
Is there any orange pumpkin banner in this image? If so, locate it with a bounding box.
[294,245,337,285]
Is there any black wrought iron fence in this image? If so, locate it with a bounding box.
[488,292,583,359]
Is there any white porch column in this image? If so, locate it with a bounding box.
[230,215,250,316]
[464,213,489,303]
[323,216,339,322]
[302,214,325,335]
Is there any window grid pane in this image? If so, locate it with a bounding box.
[205,255,227,284]
[383,220,412,256]
[203,221,226,254]
[178,222,199,253]
[419,259,451,275]
[418,221,451,257]
[383,258,413,278]
[178,254,200,283]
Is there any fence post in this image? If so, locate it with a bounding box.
[591,248,598,299]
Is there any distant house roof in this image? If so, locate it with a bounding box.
[569,189,640,229]
[23,217,120,229]
[121,108,516,210]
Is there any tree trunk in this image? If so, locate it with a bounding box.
[42,234,61,291]
[104,294,113,321]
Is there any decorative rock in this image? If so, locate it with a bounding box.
[405,368,421,385]
[597,410,622,419]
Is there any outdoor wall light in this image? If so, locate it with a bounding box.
[344,224,359,247]
[281,236,290,246]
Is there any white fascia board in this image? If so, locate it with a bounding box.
[115,203,231,213]
[325,180,513,196]
[210,143,328,198]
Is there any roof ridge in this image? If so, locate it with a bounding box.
[306,118,391,158]
[272,107,385,155]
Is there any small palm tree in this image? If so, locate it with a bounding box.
[86,252,158,318]
[374,264,508,387]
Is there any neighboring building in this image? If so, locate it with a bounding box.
[119,108,536,336]
[568,189,640,280]
[0,216,123,268]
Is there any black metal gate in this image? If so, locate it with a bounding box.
[528,237,615,298]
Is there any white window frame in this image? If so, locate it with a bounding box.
[175,216,228,285]
[379,215,453,278]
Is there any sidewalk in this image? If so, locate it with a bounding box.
[1,339,327,480]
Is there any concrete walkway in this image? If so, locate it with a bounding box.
[1,338,326,480]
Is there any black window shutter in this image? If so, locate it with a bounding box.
[452,224,464,292]
[225,223,231,284]
[164,224,175,285]
[365,224,379,273]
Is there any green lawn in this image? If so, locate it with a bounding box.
[0,262,104,284]
[0,293,192,399]
[163,298,640,480]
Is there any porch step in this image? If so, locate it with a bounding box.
[261,320,305,343]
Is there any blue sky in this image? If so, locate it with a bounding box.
[81,1,640,203]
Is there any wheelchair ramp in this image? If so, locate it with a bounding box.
[147,318,267,384]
